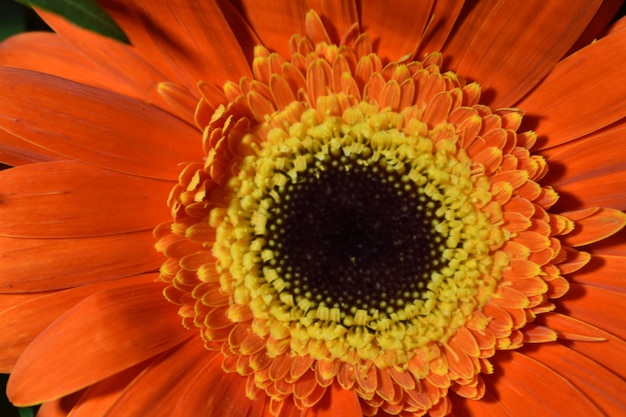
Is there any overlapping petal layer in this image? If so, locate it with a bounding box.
[0,1,624,416]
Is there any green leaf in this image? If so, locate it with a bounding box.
[0,0,26,41]
[13,0,129,43]
[18,407,36,417]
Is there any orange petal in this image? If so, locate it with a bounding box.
[423,91,453,126]
[115,1,252,90]
[0,32,137,99]
[444,0,601,107]
[523,342,626,417]
[305,9,332,45]
[589,227,626,257]
[7,281,190,406]
[34,392,83,417]
[560,283,626,339]
[270,74,298,109]
[429,396,452,417]
[566,0,625,55]
[360,0,435,62]
[543,122,626,211]
[293,369,320,400]
[503,259,542,280]
[0,231,164,292]
[0,128,62,166]
[0,292,51,372]
[354,362,377,396]
[174,353,270,417]
[336,363,356,390]
[539,313,626,379]
[0,68,202,180]
[562,207,626,247]
[234,0,307,57]
[98,338,217,417]
[519,24,626,148]
[64,364,146,417]
[157,81,201,127]
[572,254,626,292]
[310,382,364,417]
[444,341,475,381]
[417,0,466,56]
[486,351,604,416]
[0,292,41,316]
[33,9,177,105]
[521,324,557,343]
[450,388,508,417]
[91,1,174,70]
[305,0,359,43]
[557,248,591,275]
[508,277,548,297]
[0,274,158,373]
[0,161,173,238]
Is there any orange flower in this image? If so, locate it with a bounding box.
[1,1,625,416]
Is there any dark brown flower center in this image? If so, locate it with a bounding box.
[264,154,445,315]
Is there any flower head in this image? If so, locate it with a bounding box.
[1,1,625,416]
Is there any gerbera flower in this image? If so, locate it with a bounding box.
[1,1,625,416]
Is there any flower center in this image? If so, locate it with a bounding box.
[211,104,507,365]
[267,151,443,315]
